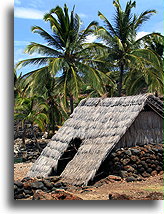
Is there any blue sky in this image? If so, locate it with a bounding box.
[14,0,163,75]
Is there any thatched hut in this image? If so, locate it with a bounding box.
[27,94,163,186]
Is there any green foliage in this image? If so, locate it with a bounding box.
[96,0,163,96]
[14,2,164,134]
[16,4,110,113]
[14,96,49,131]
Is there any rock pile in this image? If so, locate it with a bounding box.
[107,143,163,181]
[14,139,50,163]
[14,176,82,200]
[14,122,43,139]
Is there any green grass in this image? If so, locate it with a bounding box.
[143,185,164,193]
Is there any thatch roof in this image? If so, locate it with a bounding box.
[27,94,163,185]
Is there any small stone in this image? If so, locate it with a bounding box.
[110,152,117,158]
[121,158,130,165]
[14,185,18,191]
[137,177,143,181]
[126,176,137,182]
[156,166,162,172]
[152,148,158,153]
[54,182,67,188]
[138,167,145,173]
[14,194,25,200]
[130,155,139,162]
[14,181,23,188]
[131,164,137,169]
[17,187,24,194]
[151,170,158,176]
[119,170,128,178]
[114,163,122,170]
[24,194,31,198]
[108,175,122,181]
[124,165,135,173]
[30,181,44,190]
[140,161,148,169]
[24,189,33,195]
[21,177,32,182]
[23,182,32,190]
[43,180,53,189]
[113,157,119,162]
[124,150,132,156]
[140,151,145,156]
[49,176,61,183]
[142,172,150,178]
[130,149,140,155]
[151,164,156,169]
[146,168,153,173]
[159,171,163,175]
[145,158,152,163]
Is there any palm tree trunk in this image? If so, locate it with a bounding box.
[31,123,42,152]
[118,64,124,96]
[70,95,74,114]
[22,122,26,148]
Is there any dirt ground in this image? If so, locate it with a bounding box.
[14,162,33,181]
[14,162,163,200]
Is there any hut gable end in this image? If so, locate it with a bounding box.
[27,94,163,185]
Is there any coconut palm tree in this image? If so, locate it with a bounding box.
[124,33,164,95]
[24,67,68,133]
[96,0,162,96]
[14,96,49,150]
[16,4,110,113]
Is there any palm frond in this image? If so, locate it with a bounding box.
[25,42,62,57]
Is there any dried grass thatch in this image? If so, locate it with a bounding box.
[27,94,163,186]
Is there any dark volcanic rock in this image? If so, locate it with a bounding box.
[119,170,129,178]
[124,150,132,156]
[30,181,44,190]
[126,176,137,182]
[14,194,25,200]
[130,149,140,155]
[142,172,150,178]
[14,181,24,188]
[42,180,53,189]
[108,175,122,181]
[121,158,130,165]
[53,182,67,189]
[24,189,33,195]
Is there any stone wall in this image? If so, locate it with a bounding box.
[95,143,163,182]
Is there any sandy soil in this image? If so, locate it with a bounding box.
[72,175,163,200]
[14,162,33,181]
[14,162,163,200]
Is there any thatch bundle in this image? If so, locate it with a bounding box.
[27,94,163,186]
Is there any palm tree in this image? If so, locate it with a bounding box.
[16,4,109,113]
[14,70,30,99]
[96,0,162,96]
[14,96,49,150]
[24,67,68,133]
[124,33,164,95]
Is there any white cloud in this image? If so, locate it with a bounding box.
[78,13,88,18]
[136,31,150,40]
[29,0,45,9]
[14,7,45,19]
[85,34,97,43]
[14,41,29,46]
[15,0,21,5]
